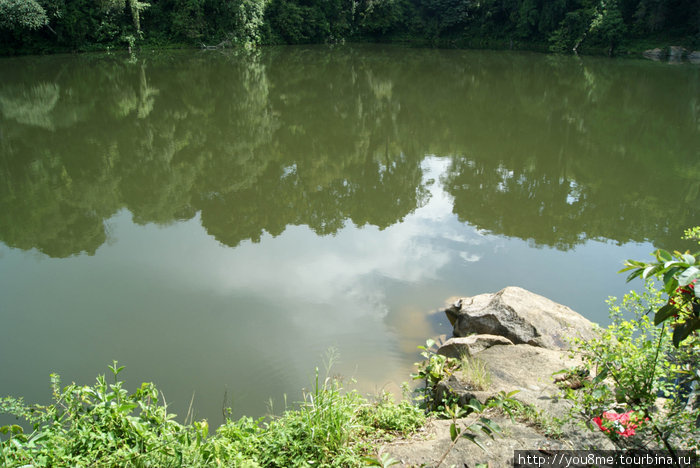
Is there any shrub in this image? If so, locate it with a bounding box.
[0,361,210,467]
[562,284,700,452]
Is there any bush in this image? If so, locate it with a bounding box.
[562,284,700,452]
[0,361,210,467]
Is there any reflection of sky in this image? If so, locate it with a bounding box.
[0,156,657,427]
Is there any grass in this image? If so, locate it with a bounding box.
[458,355,491,391]
[0,362,425,468]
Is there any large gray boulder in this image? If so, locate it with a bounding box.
[445,286,595,350]
[380,289,614,466]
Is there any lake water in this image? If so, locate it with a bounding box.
[1,45,698,427]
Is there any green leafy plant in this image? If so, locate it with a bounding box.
[356,390,426,437]
[434,395,516,468]
[0,361,211,467]
[1,358,429,467]
[412,339,459,411]
[620,226,700,346]
[496,396,564,439]
[562,285,700,453]
[361,452,401,467]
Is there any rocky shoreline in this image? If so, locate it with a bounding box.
[381,287,617,467]
[643,46,700,63]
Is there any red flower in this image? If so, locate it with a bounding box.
[593,416,608,433]
[593,411,645,438]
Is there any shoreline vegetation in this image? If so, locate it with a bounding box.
[1,0,698,57]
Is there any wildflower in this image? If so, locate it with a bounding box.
[592,410,645,438]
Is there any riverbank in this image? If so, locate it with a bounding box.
[2,0,698,58]
[3,286,697,466]
[4,36,700,63]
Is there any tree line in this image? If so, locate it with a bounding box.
[0,0,698,55]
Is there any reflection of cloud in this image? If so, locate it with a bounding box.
[107,156,497,322]
[459,252,481,262]
[207,156,491,312]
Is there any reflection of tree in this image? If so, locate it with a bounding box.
[0,83,60,129]
[0,47,698,257]
[435,53,700,249]
[0,48,427,256]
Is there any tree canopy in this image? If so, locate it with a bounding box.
[1,0,698,54]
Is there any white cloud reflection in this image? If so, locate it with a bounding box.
[212,157,491,311]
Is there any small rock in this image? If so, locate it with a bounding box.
[643,48,665,60]
[689,51,700,64]
[668,45,687,60]
[437,334,514,359]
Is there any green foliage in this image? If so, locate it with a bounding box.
[496,396,564,439]
[356,391,426,436]
[361,452,401,467]
[620,226,700,346]
[434,392,521,468]
[265,0,333,44]
[685,227,700,244]
[357,0,406,36]
[170,0,206,41]
[2,0,699,54]
[412,339,459,410]
[232,0,268,47]
[562,285,700,452]
[0,0,48,31]
[1,361,428,467]
[0,361,211,467]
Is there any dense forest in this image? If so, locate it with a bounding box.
[0,0,698,55]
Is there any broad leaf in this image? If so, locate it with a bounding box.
[461,432,487,451]
[663,269,680,294]
[449,423,458,442]
[678,266,700,287]
[626,268,644,283]
[592,366,609,384]
[672,319,700,347]
[654,303,677,326]
[656,249,673,262]
[642,265,658,279]
[467,398,484,412]
[479,417,501,435]
[681,253,696,265]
